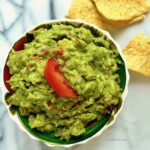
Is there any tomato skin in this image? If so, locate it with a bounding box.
[44,58,78,98]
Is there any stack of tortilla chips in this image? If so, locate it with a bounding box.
[67,0,150,29]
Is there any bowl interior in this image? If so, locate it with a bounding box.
[18,111,110,144]
[4,20,126,145]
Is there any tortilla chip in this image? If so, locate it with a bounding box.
[92,0,150,27]
[123,33,150,76]
[66,0,107,30]
[104,15,145,28]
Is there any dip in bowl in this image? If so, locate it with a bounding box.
[2,19,129,147]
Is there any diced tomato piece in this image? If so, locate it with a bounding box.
[54,50,63,56]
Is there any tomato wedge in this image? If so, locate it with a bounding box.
[4,65,14,93]
[44,58,78,98]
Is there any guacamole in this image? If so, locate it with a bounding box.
[6,23,122,140]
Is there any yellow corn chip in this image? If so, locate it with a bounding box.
[92,0,150,27]
[66,0,107,30]
[123,33,150,76]
[107,15,145,28]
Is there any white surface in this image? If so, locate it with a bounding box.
[0,0,150,150]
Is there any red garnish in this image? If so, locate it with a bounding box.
[44,57,77,98]
[54,50,63,56]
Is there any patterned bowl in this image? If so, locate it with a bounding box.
[1,19,129,148]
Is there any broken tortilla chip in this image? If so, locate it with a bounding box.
[66,0,107,30]
[123,33,150,77]
[92,0,150,28]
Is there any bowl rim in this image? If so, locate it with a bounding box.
[1,18,130,148]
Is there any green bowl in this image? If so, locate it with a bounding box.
[2,19,129,148]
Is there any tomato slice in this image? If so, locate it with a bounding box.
[4,65,14,93]
[44,58,78,98]
[13,36,28,51]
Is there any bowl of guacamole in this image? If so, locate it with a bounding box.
[2,19,129,147]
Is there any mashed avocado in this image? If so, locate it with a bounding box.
[6,23,122,140]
